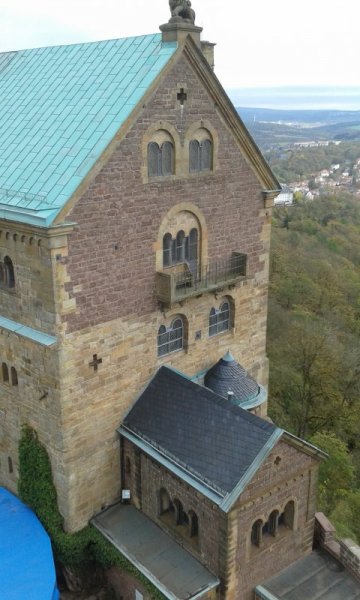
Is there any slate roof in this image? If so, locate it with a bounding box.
[204,350,264,407]
[120,366,281,509]
[0,34,177,227]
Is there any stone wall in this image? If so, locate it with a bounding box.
[224,440,319,600]
[0,224,57,334]
[0,49,273,531]
[122,438,223,577]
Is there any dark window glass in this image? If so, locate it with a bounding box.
[148,142,160,177]
[189,140,200,172]
[163,229,199,268]
[157,318,184,357]
[209,302,230,337]
[162,141,174,176]
[163,233,173,267]
[176,231,186,263]
[3,256,15,288]
[11,367,18,386]
[189,511,199,537]
[201,139,212,171]
[269,510,279,535]
[157,325,169,357]
[209,307,218,337]
[251,520,262,546]
[188,228,198,262]
[2,362,9,383]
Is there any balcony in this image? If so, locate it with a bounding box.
[156,252,247,306]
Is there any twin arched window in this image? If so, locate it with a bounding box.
[148,141,174,177]
[0,256,15,289]
[1,362,18,386]
[163,229,198,268]
[189,138,213,172]
[209,301,230,337]
[147,127,213,178]
[158,317,184,357]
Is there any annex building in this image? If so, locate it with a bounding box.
[1,3,360,599]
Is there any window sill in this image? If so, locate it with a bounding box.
[0,285,16,295]
[250,527,293,558]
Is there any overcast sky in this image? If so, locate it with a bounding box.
[0,0,358,89]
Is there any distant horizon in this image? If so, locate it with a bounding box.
[228,86,360,112]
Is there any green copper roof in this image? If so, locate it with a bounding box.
[0,34,177,227]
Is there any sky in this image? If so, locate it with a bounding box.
[0,0,359,90]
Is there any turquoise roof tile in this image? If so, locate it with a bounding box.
[0,34,177,227]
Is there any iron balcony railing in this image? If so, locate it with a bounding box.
[156,252,247,305]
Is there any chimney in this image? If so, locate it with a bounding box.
[201,41,216,70]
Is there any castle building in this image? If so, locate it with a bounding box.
[2,4,357,600]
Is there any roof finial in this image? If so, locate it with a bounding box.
[169,0,196,24]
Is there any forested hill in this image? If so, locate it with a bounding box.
[268,193,360,541]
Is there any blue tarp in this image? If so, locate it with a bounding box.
[0,487,60,600]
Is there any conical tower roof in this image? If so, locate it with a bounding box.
[204,351,262,407]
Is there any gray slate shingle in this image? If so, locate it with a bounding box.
[123,366,277,496]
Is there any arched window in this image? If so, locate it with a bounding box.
[189,140,200,172]
[209,301,230,337]
[251,519,263,547]
[173,499,188,526]
[157,317,184,357]
[176,230,186,263]
[162,141,174,176]
[189,510,199,538]
[268,510,279,536]
[1,256,15,288]
[188,228,198,263]
[280,500,295,529]
[159,488,173,516]
[163,233,173,267]
[148,142,160,177]
[148,140,174,177]
[10,367,18,386]
[189,132,213,173]
[162,229,199,269]
[2,363,9,383]
[201,139,212,171]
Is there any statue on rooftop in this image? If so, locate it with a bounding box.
[169,0,196,24]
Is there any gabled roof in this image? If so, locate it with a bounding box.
[0,34,177,227]
[119,366,283,511]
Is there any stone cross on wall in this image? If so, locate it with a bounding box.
[89,354,102,372]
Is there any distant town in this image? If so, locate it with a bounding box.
[275,141,360,205]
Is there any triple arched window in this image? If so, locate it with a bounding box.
[158,317,184,357]
[163,229,198,268]
[158,487,199,542]
[251,500,296,549]
[0,256,15,289]
[209,301,230,337]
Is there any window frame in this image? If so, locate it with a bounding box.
[157,317,184,357]
[209,301,230,337]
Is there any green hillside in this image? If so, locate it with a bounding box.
[268,193,360,541]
